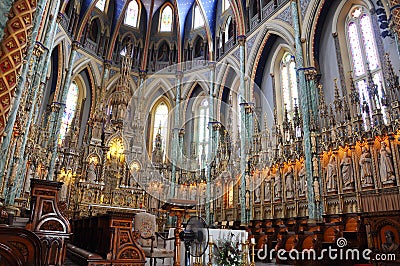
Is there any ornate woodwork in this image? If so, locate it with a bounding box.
[0,225,42,266]
[25,179,71,266]
[69,212,146,266]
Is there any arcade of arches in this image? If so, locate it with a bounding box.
[1,0,400,265]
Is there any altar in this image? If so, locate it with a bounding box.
[165,228,246,265]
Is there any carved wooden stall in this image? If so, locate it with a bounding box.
[0,225,43,266]
[68,212,146,266]
[25,179,72,265]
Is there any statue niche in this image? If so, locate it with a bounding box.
[379,142,396,185]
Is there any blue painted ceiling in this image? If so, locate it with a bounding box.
[80,0,218,41]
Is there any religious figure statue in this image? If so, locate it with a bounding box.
[254,186,261,203]
[326,154,338,192]
[87,161,97,182]
[359,147,373,186]
[379,142,396,183]
[313,178,320,202]
[298,163,306,195]
[285,165,294,199]
[382,230,400,253]
[274,168,282,199]
[264,181,271,201]
[341,151,354,189]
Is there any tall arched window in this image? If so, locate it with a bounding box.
[58,81,79,146]
[160,5,173,32]
[152,101,169,158]
[280,52,298,119]
[346,6,384,121]
[125,0,139,27]
[197,98,209,166]
[96,0,106,11]
[222,0,230,12]
[193,5,204,29]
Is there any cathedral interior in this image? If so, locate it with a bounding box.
[1,0,400,265]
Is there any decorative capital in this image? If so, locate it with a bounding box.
[72,41,81,50]
[237,35,246,46]
[139,69,147,79]
[104,60,112,69]
[176,70,184,79]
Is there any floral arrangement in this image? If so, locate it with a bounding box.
[213,233,242,266]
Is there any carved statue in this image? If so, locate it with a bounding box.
[382,230,400,253]
[326,154,338,192]
[285,165,294,199]
[340,151,354,189]
[379,142,396,183]
[254,186,261,203]
[313,178,320,202]
[264,180,271,201]
[87,161,97,182]
[274,168,282,199]
[298,163,306,195]
[359,147,373,186]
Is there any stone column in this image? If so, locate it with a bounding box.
[0,0,48,185]
[47,41,80,181]
[291,0,320,220]
[206,62,215,224]
[238,35,248,225]
[13,0,61,203]
[170,71,183,199]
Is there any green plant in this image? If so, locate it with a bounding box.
[213,233,242,266]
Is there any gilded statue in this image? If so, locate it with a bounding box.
[379,142,396,183]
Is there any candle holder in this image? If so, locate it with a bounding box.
[207,240,213,266]
[241,240,249,266]
[250,240,256,266]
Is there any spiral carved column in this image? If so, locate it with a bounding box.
[0,0,37,136]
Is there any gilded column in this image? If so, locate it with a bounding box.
[47,41,80,181]
[0,0,48,185]
[291,0,320,220]
[238,35,248,225]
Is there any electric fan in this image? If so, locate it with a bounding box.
[179,216,209,266]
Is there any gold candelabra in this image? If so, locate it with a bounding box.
[241,240,249,266]
[207,237,213,266]
[250,238,256,266]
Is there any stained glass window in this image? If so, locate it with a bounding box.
[160,5,173,32]
[280,52,298,119]
[58,82,79,146]
[153,102,169,157]
[125,0,139,27]
[198,98,209,166]
[346,6,385,125]
[222,0,230,12]
[193,5,204,29]
[96,0,106,11]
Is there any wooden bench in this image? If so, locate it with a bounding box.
[69,212,146,266]
[0,225,43,266]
